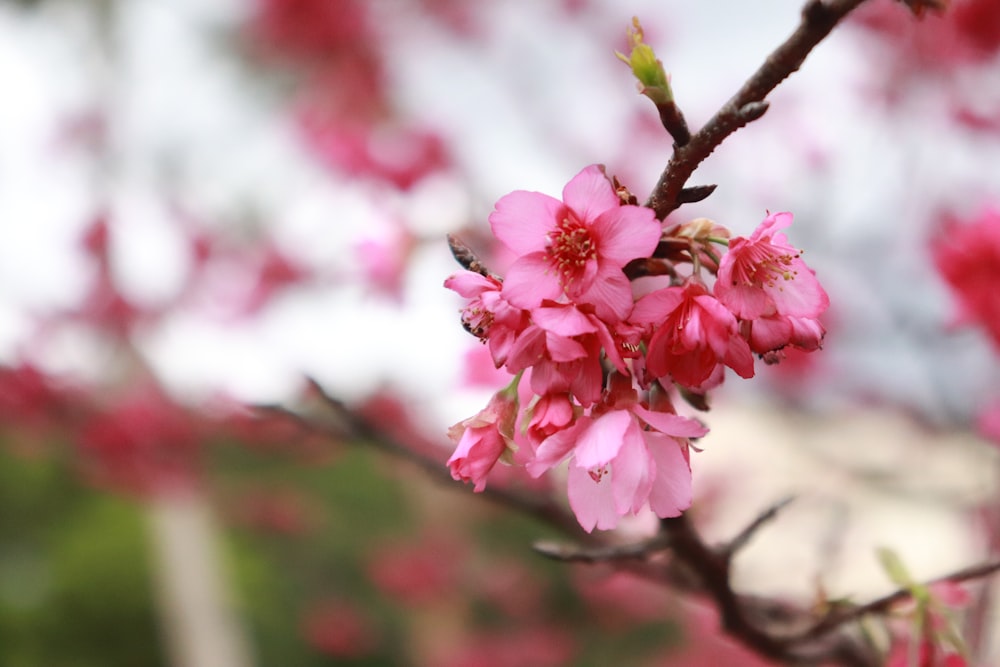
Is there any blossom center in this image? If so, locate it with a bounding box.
[732,244,799,288]
[546,216,597,285]
[588,465,609,483]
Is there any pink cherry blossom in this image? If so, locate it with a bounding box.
[632,280,754,390]
[489,165,662,322]
[528,374,706,532]
[446,385,519,492]
[444,270,529,367]
[523,392,576,447]
[932,206,1000,349]
[715,211,829,321]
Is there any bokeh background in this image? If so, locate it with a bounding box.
[1,0,999,664]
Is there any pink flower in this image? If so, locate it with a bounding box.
[523,392,576,447]
[489,165,662,322]
[632,280,754,390]
[444,270,528,367]
[505,301,628,407]
[932,206,1000,349]
[447,385,519,491]
[528,374,707,532]
[976,398,1000,448]
[715,211,829,321]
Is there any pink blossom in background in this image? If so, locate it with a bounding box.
[435,626,577,667]
[366,534,464,606]
[355,223,416,301]
[76,386,202,495]
[300,599,377,658]
[932,206,1000,348]
[976,399,1000,448]
[489,164,661,322]
[853,0,1000,69]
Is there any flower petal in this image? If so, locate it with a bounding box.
[574,409,632,469]
[561,165,619,223]
[489,190,564,256]
[591,205,661,266]
[501,253,562,309]
[645,433,692,518]
[567,463,619,533]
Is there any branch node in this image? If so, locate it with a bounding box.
[677,184,718,204]
[447,234,497,279]
[533,536,671,563]
[657,101,692,147]
[738,100,771,123]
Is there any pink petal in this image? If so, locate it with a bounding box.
[489,190,563,256]
[505,325,547,372]
[610,426,654,515]
[544,331,588,362]
[645,433,692,518]
[752,211,794,240]
[501,253,562,310]
[577,264,636,322]
[716,282,773,320]
[724,334,755,379]
[527,418,586,477]
[561,165,619,223]
[567,463,619,533]
[763,259,829,318]
[632,406,708,438]
[532,303,598,337]
[630,286,684,324]
[443,271,498,298]
[591,206,662,266]
[574,409,632,469]
[748,315,793,353]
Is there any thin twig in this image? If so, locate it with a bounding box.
[644,0,868,219]
[799,558,1000,641]
[724,495,797,559]
[534,534,672,563]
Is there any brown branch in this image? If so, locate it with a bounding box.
[534,534,671,563]
[286,378,591,538]
[644,0,868,219]
[723,495,796,559]
[798,558,1000,642]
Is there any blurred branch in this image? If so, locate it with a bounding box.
[260,378,590,539]
[723,495,796,559]
[799,558,1000,641]
[533,534,671,563]
[645,0,869,219]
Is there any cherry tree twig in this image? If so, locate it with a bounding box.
[644,0,868,219]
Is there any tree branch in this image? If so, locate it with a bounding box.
[644,0,868,219]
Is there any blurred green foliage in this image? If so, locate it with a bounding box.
[0,433,690,667]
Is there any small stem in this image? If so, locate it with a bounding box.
[645,0,869,219]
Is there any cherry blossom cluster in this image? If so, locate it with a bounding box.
[445,165,828,531]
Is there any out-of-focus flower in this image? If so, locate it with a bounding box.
[932,206,1000,348]
[76,387,201,495]
[300,599,377,658]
